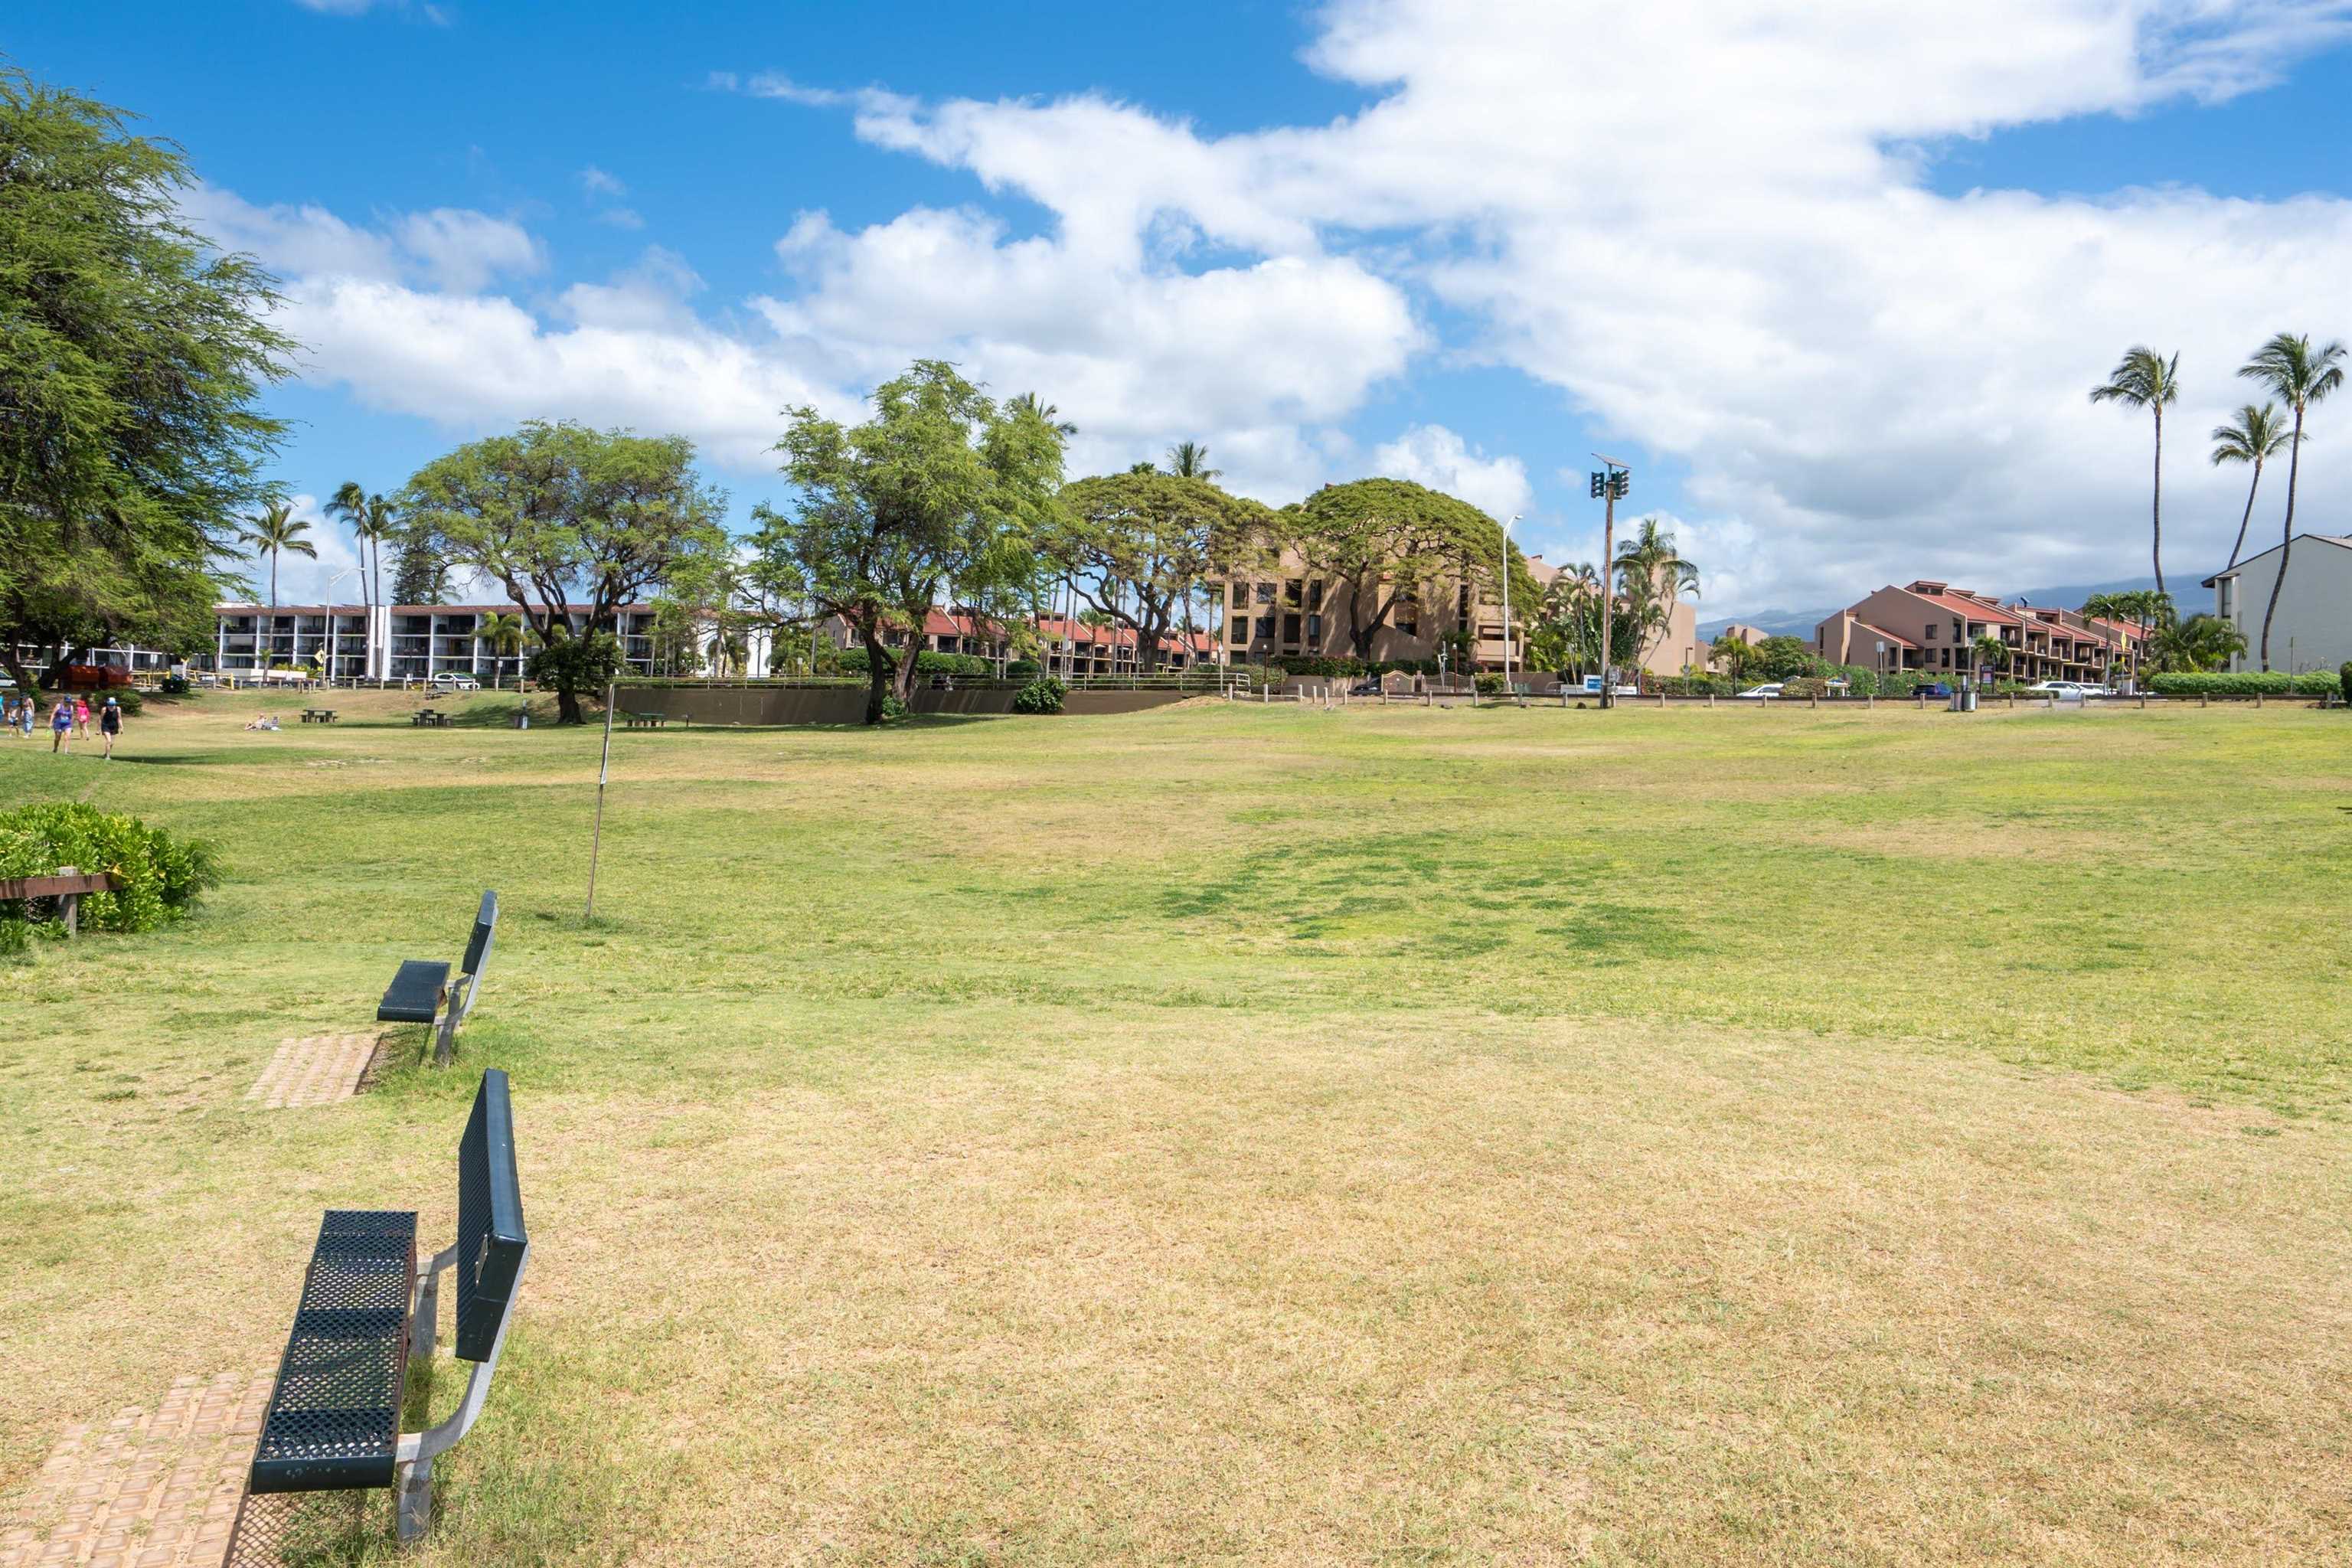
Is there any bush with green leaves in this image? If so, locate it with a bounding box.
[1473,671,1507,696]
[831,647,993,678]
[527,632,623,700]
[2341,662,2351,705]
[875,694,910,725]
[159,673,191,695]
[2147,671,2339,696]
[1656,674,1733,696]
[0,803,221,956]
[1011,676,1068,715]
[1006,660,1040,679]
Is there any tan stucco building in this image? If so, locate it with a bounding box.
[1814,580,2141,684]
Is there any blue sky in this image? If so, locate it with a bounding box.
[11,2,2352,614]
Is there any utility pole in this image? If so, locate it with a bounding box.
[1589,457,1631,709]
[1504,514,1521,692]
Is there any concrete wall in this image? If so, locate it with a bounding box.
[617,682,1198,726]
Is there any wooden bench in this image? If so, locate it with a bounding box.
[621,710,666,729]
[378,891,498,1067]
[410,709,451,728]
[233,1070,529,1548]
[0,867,126,938]
[301,708,338,724]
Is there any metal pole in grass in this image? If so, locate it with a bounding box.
[585,680,615,921]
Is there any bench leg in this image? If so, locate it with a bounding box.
[395,1454,433,1544]
[433,1001,461,1068]
[410,1263,439,1362]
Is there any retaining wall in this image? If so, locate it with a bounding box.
[616,682,1197,726]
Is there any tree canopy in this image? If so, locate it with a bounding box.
[0,67,292,686]
[1285,479,1527,663]
[402,420,727,721]
[1051,469,1270,672]
[748,361,1066,724]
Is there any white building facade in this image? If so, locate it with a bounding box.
[2203,534,2352,674]
[207,603,667,681]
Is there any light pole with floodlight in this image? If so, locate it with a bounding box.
[1589,457,1631,708]
[1504,514,1521,692]
[322,567,360,686]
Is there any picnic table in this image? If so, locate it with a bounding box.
[621,710,667,729]
[301,707,338,724]
[411,708,452,727]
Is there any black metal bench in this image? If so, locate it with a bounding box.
[377,891,498,1067]
[234,1069,530,1549]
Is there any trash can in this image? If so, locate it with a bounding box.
[514,709,530,730]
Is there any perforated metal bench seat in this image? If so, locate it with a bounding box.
[378,960,450,1024]
[249,1210,419,1494]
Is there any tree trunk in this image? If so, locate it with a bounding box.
[2150,407,2166,599]
[2227,462,2262,572]
[556,684,586,724]
[2259,407,2303,670]
[269,551,279,609]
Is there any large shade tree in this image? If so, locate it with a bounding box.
[0,67,292,691]
[2089,345,2181,599]
[1051,470,1271,673]
[2237,332,2345,669]
[1285,479,1529,664]
[748,361,1066,724]
[402,421,727,722]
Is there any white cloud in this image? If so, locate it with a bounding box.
[1370,425,1531,522]
[185,186,540,294]
[578,166,627,198]
[394,208,544,293]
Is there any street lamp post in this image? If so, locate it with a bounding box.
[1504,514,1521,693]
[1589,458,1631,709]
[322,568,361,687]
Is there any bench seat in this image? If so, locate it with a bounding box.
[378,959,450,1024]
[249,1210,418,1494]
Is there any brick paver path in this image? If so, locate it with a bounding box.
[243,1034,384,1109]
[0,1369,270,1568]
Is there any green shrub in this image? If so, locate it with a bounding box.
[2340,661,2351,705]
[876,694,910,725]
[1011,676,1068,715]
[1474,671,1506,696]
[1780,676,1828,699]
[832,647,992,678]
[2147,671,2339,696]
[1006,660,1040,680]
[1657,674,1733,697]
[159,673,191,695]
[0,802,222,954]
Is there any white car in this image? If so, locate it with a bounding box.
[1736,682,1784,700]
[429,672,482,692]
[2026,680,2100,699]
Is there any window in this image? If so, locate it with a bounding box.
[1281,613,1302,644]
[1924,622,1937,639]
[1952,619,1964,642]
[1255,615,1276,639]
[1306,580,1324,611]
[1229,620,1248,645]
[1305,613,1322,642]
[1231,581,1250,610]
[1284,579,1304,607]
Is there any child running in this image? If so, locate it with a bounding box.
[74,694,92,738]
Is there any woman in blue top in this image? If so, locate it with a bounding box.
[50,697,73,754]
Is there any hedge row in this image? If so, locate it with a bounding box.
[0,803,221,956]
[2147,671,2340,695]
[828,648,998,678]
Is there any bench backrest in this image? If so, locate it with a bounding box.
[453,1067,528,1362]
[460,890,498,979]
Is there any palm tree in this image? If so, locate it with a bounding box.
[2089,346,2182,599]
[2209,403,2292,573]
[1613,517,1700,670]
[325,482,400,678]
[240,502,317,609]
[1164,440,1220,481]
[1008,391,1076,437]
[1971,634,2009,684]
[477,611,527,688]
[2237,332,2347,668]
[2145,612,2247,674]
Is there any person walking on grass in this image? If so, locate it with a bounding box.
[49,697,73,754]
[18,698,32,740]
[74,694,91,739]
[99,697,122,760]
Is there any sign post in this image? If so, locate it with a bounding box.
[584,681,615,921]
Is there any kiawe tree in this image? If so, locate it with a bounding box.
[2089,345,2181,600]
[0,66,292,691]
[748,361,1067,725]
[1050,470,1271,673]
[402,420,727,723]
[2237,332,2345,670]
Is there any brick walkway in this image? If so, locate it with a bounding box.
[0,1369,270,1568]
[243,1034,384,1109]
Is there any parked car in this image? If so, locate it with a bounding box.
[1913,681,1952,698]
[430,672,482,692]
[2026,680,2100,699]
[1736,682,1784,700]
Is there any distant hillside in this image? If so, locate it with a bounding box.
[1698,573,2188,643]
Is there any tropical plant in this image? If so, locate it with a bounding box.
[0,802,222,955]
[1971,634,2009,677]
[476,610,528,686]
[1612,517,1700,671]
[1011,675,1067,715]
[2081,589,2173,684]
[2237,332,2347,668]
[240,502,316,609]
[2209,403,2292,573]
[2089,345,2182,598]
[1008,391,1076,437]
[2144,612,2247,675]
[1163,440,1220,481]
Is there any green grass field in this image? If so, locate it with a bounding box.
[2,689,2348,1564]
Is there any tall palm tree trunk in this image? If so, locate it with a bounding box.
[2259,407,2304,670]
[2150,405,2166,599]
[2226,458,2264,572]
[269,549,279,609]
